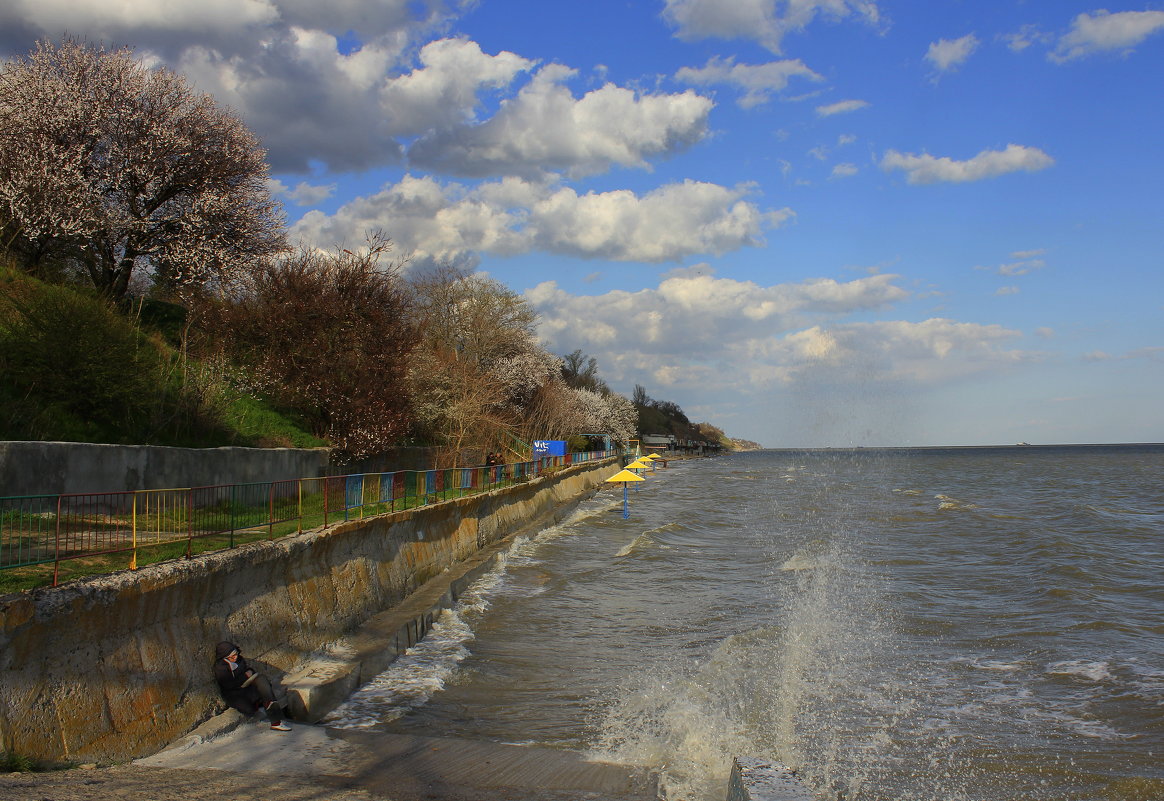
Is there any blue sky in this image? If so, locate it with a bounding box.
[3,1,1161,447]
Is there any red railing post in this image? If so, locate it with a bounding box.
[53,495,62,587]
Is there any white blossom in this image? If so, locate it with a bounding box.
[0,39,285,299]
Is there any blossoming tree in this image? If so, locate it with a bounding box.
[0,39,285,300]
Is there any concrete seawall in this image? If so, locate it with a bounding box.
[0,459,619,763]
[0,440,330,497]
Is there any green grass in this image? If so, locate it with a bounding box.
[0,749,74,772]
[0,264,329,450]
[221,394,329,449]
[0,751,37,772]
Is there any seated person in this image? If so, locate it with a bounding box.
[213,641,291,731]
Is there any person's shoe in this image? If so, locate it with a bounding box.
[270,722,291,731]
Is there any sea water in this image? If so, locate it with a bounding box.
[325,445,1164,801]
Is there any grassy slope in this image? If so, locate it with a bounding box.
[0,266,327,450]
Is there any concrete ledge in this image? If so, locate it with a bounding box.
[727,757,815,801]
[152,709,249,757]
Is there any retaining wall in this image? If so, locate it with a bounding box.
[0,441,330,497]
[0,459,619,763]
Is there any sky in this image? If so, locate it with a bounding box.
[2,1,1162,447]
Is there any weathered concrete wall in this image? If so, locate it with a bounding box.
[333,445,473,474]
[0,459,619,763]
[0,441,331,497]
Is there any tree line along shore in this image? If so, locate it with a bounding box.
[0,39,747,464]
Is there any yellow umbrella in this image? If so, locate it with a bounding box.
[631,457,659,474]
[606,469,645,518]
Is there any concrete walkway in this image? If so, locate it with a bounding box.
[138,720,659,801]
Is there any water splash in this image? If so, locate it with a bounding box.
[590,634,763,800]
[592,539,906,801]
[763,542,910,800]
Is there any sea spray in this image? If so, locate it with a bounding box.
[765,539,909,800]
[591,635,762,800]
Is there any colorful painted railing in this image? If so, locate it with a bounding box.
[0,450,616,585]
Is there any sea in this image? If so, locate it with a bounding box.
[325,445,1164,801]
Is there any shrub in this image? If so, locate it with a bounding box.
[0,278,162,441]
[210,239,417,459]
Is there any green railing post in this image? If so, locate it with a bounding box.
[230,484,237,548]
[186,490,194,558]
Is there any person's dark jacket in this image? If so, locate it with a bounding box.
[213,640,261,714]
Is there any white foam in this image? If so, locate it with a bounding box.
[971,659,1025,672]
[325,609,474,728]
[616,532,651,558]
[934,494,977,511]
[323,519,570,728]
[779,554,819,571]
[1035,708,1134,740]
[1046,660,1114,682]
[1125,661,1164,699]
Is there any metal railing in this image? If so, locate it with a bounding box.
[0,450,616,585]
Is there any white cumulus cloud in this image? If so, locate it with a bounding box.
[529,271,909,362]
[528,273,1036,396]
[0,0,279,50]
[1051,9,1164,62]
[0,0,466,173]
[925,33,980,72]
[881,144,1054,184]
[0,2,711,180]
[661,0,881,54]
[268,178,337,206]
[290,176,787,267]
[525,180,792,261]
[378,38,535,136]
[407,65,714,178]
[675,55,823,107]
[816,99,870,116]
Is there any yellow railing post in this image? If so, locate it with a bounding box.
[130,491,138,570]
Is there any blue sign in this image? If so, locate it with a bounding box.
[533,440,567,456]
